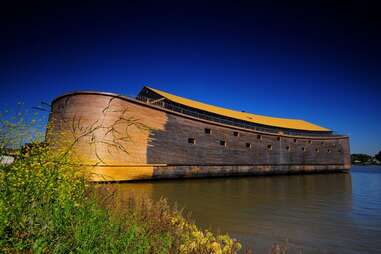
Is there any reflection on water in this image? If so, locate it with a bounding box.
[109,166,381,254]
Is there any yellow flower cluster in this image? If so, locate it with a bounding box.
[170,213,242,254]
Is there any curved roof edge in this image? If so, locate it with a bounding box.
[51,90,126,105]
[144,86,330,132]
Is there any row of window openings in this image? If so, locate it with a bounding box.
[188,138,339,153]
[204,128,334,146]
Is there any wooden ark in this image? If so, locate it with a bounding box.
[46,87,351,181]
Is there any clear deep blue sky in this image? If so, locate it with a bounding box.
[1,1,380,154]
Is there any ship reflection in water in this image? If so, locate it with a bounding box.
[108,166,381,254]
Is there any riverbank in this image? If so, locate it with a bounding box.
[0,144,242,253]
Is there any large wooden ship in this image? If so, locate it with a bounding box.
[47,86,351,181]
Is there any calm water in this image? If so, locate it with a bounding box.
[113,166,381,253]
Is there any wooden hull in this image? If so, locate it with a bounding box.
[47,92,351,182]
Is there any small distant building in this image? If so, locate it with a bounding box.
[0,155,14,165]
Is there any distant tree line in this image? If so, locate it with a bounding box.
[351,151,381,165]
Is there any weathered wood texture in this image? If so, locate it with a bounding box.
[47,92,351,181]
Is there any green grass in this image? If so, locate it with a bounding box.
[0,143,242,253]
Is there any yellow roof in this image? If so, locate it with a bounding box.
[145,87,330,132]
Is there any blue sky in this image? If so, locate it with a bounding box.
[0,1,380,154]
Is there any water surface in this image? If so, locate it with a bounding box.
[113,166,381,253]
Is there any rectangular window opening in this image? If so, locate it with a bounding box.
[267,144,273,150]
[188,138,196,144]
[204,128,211,134]
[233,131,239,137]
[246,143,251,148]
[220,140,226,146]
